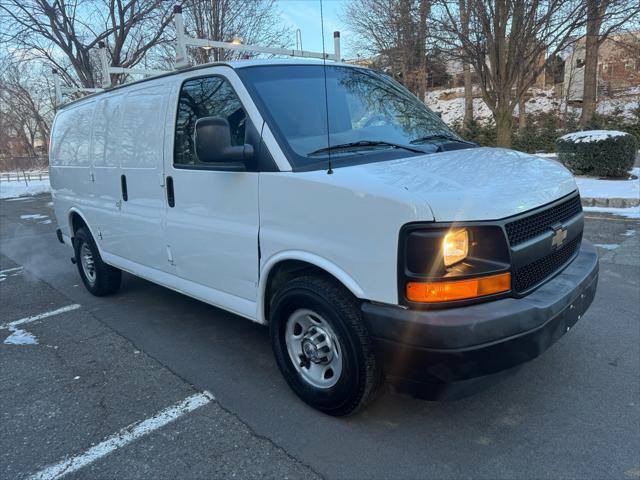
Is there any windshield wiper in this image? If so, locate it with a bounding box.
[308,140,425,156]
[410,134,474,145]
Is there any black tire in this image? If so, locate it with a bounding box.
[73,226,121,296]
[270,275,382,416]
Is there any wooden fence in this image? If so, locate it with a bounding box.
[0,156,49,184]
[0,171,49,183]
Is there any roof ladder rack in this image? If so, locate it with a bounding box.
[97,42,171,88]
[52,69,104,107]
[172,4,340,69]
[52,4,342,105]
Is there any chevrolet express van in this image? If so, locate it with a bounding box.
[50,60,599,415]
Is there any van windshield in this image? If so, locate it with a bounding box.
[237,64,468,169]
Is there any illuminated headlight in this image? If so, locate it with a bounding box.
[443,229,469,267]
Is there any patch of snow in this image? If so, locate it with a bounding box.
[623,229,636,237]
[424,86,639,126]
[575,167,640,199]
[21,214,49,220]
[3,328,38,345]
[39,219,53,224]
[4,196,32,202]
[0,179,50,199]
[593,243,620,250]
[535,153,558,159]
[559,130,629,143]
[584,205,640,219]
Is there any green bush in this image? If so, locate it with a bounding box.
[513,112,562,153]
[451,108,640,157]
[452,118,497,147]
[584,108,640,144]
[555,130,638,178]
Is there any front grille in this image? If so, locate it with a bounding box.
[513,234,582,292]
[506,195,582,246]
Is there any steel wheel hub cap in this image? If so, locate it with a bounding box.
[80,243,96,284]
[285,309,343,389]
[301,325,334,364]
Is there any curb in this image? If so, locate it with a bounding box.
[581,197,640,208]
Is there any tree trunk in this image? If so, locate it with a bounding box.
[459,0,473,128]
[495,109,513,147]
[580,1,603,126]
[463,64,473,127]
[417,0,430,100]
[518,96,527,130]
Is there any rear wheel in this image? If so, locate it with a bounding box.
[270,275,381,416]
[73,226,121,296]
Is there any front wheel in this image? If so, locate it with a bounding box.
[270,275,381,416]
[73,227,121,296]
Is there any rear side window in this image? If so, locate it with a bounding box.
[51,103,93,167]
[121,85,167,169]
[174,76,246,166]
[92,97,121,168]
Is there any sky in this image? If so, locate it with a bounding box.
[277,0,354,59]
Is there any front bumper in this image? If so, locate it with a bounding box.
[361,240,599,399]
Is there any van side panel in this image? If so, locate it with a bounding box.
[117,83,170,269]
[50,101,96,238]
[87,95,127,256]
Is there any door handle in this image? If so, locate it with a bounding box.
[166,175,175,208]
[120,174,128,201]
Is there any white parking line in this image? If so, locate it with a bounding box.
[0,266,24,275]
[0,304,81,330]
[28,391,215,480]
[0,266,24,282]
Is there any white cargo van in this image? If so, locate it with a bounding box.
[50,60,598,415]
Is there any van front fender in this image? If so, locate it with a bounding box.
[257,251,366,324]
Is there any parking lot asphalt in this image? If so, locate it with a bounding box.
[1,194,638,480]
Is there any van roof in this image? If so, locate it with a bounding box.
[57,59,362,110]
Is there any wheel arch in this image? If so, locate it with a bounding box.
[258,251,366,325]
[67,208,101,252]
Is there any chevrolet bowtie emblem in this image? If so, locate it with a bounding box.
[551,226,568,248]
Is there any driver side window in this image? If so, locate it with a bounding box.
[174,76,247,166]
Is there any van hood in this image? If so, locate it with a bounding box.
[348,147,578,222]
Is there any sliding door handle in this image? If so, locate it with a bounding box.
[166,176,175,208]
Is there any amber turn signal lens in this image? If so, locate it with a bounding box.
[406,272,511,303]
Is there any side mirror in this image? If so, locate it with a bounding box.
[194,117,254,164]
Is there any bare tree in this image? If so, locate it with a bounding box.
[580,0,640,126]
[435,0,586,147]
[345,0,432,98]
[0,59,55,156]
[0,0,175,88]
[182,0,291,64]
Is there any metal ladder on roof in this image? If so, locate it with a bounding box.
[53,4,341,106]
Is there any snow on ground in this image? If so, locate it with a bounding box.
[584,205,640,219]
[593,243,620,250]
[425,86,639,126]
[534,158,639,200]
[575,167,640,199]
[0,179,50,199]
[559,130,629,143]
